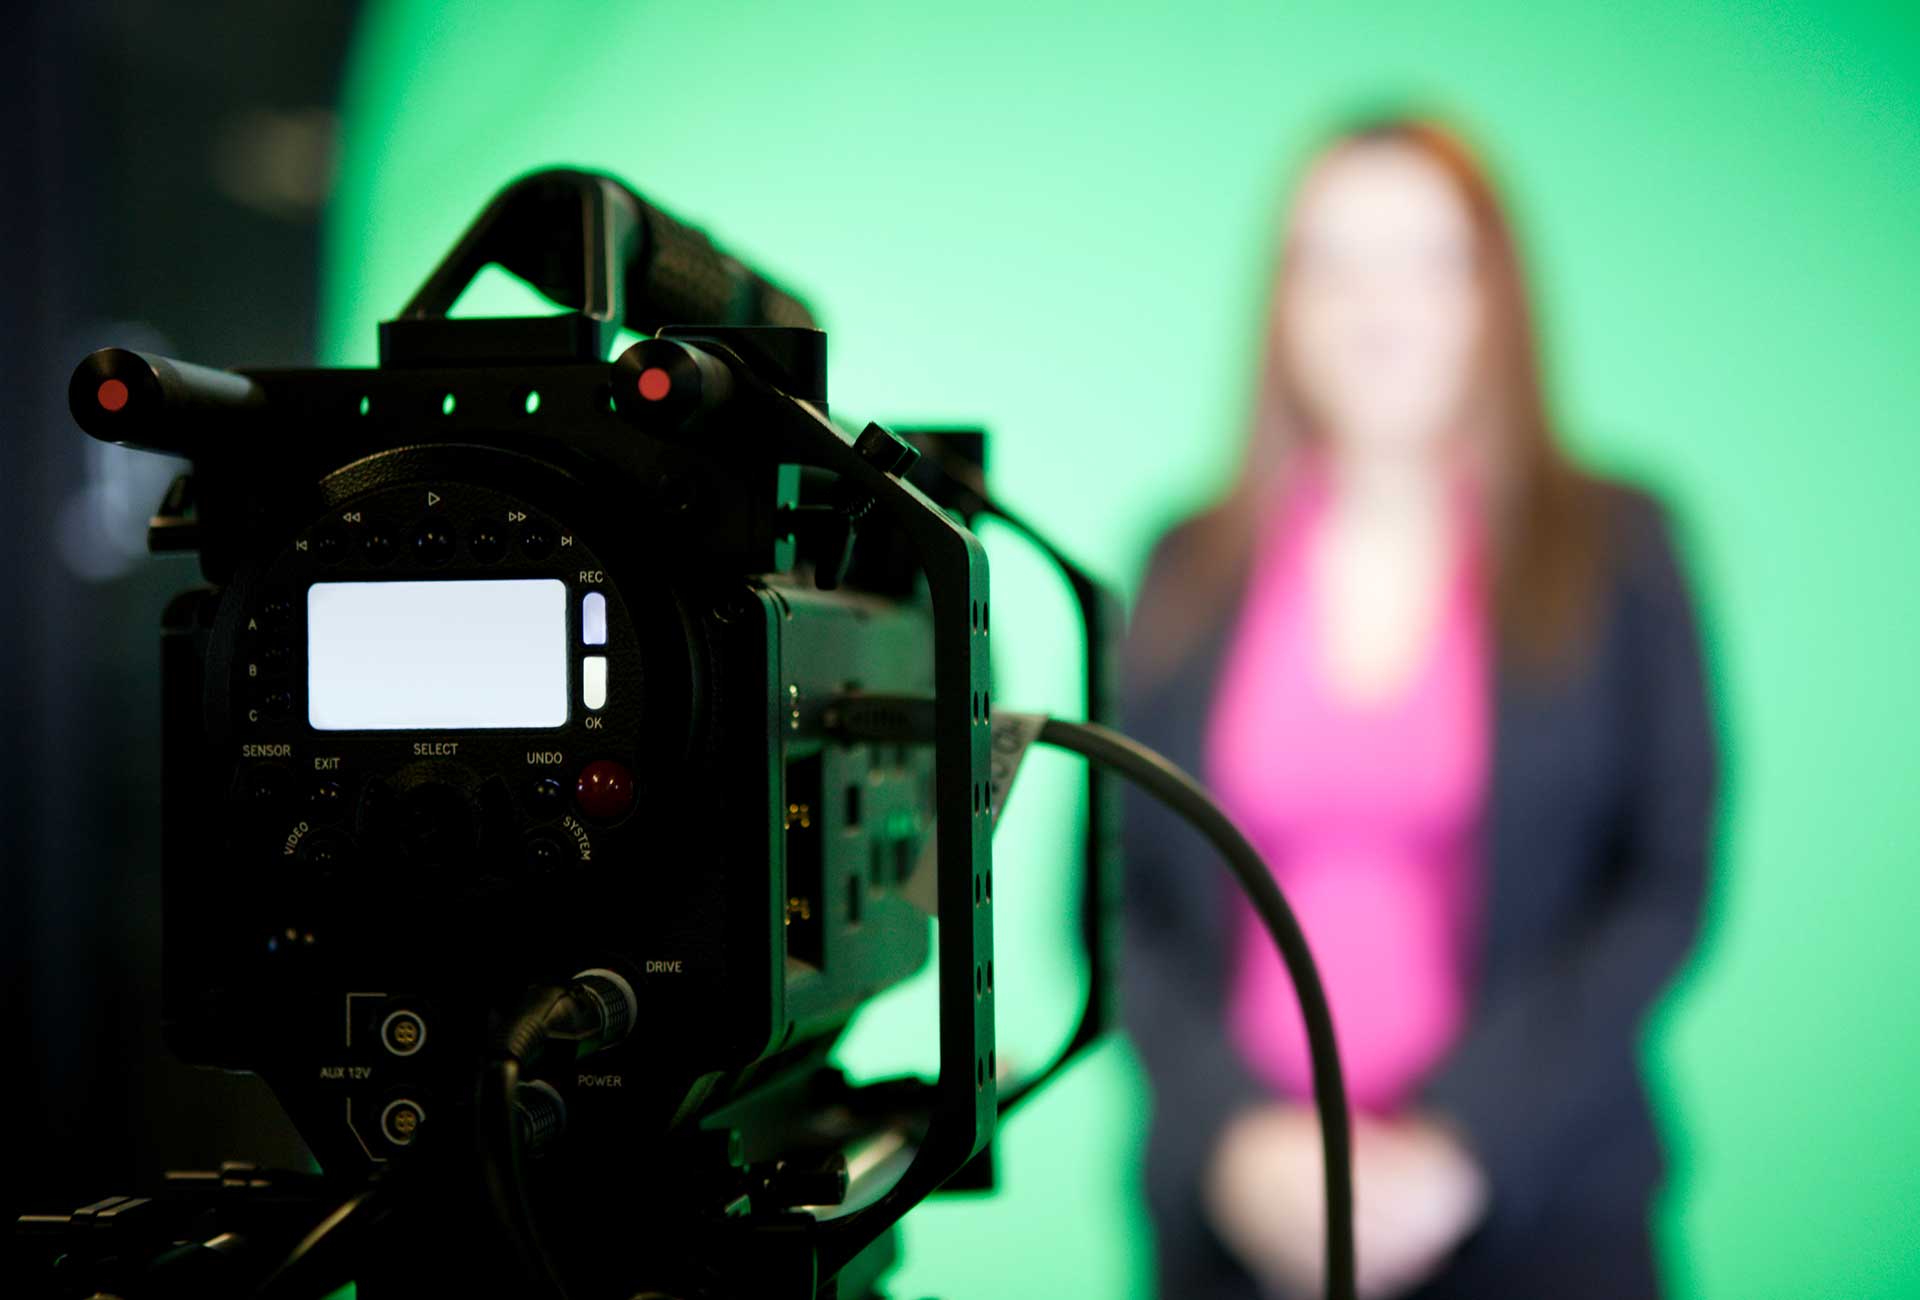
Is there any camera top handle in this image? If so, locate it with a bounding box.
[381,168,817,367]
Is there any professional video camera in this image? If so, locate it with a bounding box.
[18,170,1356,1300]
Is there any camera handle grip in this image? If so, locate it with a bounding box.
[391,168,814,361]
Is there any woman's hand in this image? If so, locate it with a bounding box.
[1205,1103,1490,1299]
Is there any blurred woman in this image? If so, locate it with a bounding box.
[1123,119,1717,1299]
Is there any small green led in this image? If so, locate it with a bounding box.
[525,390,541,415]
[358,395,370,416]
[441,392,457,416]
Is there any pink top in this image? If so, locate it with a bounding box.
[1205,468,1489,1115]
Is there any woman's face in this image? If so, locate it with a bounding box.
[1278,141,1486,457]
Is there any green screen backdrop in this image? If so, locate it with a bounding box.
[320,3,1920,1295]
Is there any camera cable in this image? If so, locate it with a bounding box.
[478,969,640,1300]
[1034,717,1356,1300]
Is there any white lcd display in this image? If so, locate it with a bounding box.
[307,579,569,731]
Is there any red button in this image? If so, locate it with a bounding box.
[97,378,130,412]
[576,759,636,820]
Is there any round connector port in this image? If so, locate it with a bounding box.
[379,1097,425,1146]
[379,1008,427,1057]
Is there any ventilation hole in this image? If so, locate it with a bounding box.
[987,960,994,991]
[973,875,982,905]
[984,869,993,902]
[846,872,862,925]
[845,783,862,829]
[988,1049,996,1078]
[975,965,984,995]
[982,602,990,632]
[976,1058,986,1088]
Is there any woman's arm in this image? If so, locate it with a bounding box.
[1419,494,1720,1228]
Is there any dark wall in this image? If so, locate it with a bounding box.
[4,0,360,1224]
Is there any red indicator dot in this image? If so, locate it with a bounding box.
[637,367,673,402]
[97,378,130,412]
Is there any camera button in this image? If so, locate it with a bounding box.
[526,834,566,871]
[576,760,635,820]
[362,530,395,565]
[518,520,555,560]
[413,527,454,564]
[469,525,506,563]
[313,525,348,563]
[259,594,294,631]
[245,765,290,806]
[298,829,356,872]
[529,777,565,812]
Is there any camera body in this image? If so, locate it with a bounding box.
[59,169,1004,1298]
[147,342,937,1177]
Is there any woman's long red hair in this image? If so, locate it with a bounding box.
[1135,117,1608,682]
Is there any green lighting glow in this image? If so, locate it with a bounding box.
[326,5,1920,1298]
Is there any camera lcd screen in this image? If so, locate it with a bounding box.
[307,579,569,730]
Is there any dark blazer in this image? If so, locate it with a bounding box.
[1123,486,1717,1300]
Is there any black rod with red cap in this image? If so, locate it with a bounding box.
[69,346,265,454]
